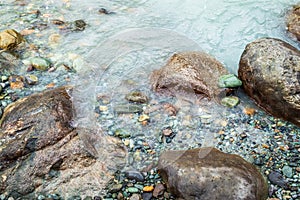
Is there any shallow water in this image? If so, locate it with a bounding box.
[1,0,300,198]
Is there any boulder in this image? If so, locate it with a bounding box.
[150,52,228,100]
[0,86,126,198]
[286,4,300,41]
[238,38,300,127]
[158,147,268,200]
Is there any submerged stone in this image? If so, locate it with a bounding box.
[25,74,38,85]
[125,91,148,103]
[218,74,242,88]
[221,96,240,108]
[30,57,52,71]
[115,129,131,138]
[150,51,228,100]
[73,19,87,31]
[0,29,24,50]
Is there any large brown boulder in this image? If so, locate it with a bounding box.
[286,4,300,41]
[0,86,126,199]
[150,52,228,100]
[158,148,268,200]
[238,38,300,127]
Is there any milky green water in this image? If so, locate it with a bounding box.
[68,0,299,134]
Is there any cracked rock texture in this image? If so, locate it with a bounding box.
[0,86,126,199]
[238,38,300,127]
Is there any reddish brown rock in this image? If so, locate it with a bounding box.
[158,147,268,200]
[150,52,228,100]
[238,38,300,127]
[0,86,126,198]
[286,4,300,41]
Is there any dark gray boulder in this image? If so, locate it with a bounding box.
[158,147,268,200]
[238,38,300,127]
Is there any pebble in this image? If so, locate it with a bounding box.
[0,29,24,50]
[152,183,165,198]
[1,76,8,82]
[243,107,256,115]
[138,114,149,122]
[9,75,24,89]
[98,8,115,15]
[268,171,289,189]
[221,96,240,108]
[125,91,149,103]
[109,183,123,193]
[117,193,123,200]
[218,74,242,88]
[143,185,154,192]
[125,170,144,182]
[99,105,108,112]
[282,165,293,178]
[115,129,131,138]
[162,128,173,136]
[143,193,154,200]
[30,57,52,71]
[127,187,139,193]
[25,74,38,85]
[129,194,141,200]
[73,19,87,31]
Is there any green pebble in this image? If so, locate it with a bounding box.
[112,193,117,198]
[127,187,139,193]
[30,57,52,71]
[282,165,293,178]
[134,184,144,190]
[221,96,240,108]
[115,129,131,138]
[1,76,8,82]
[123,191,129,197]
[109,183,123,193]
[25,74,38,85]
[218,74,242,88]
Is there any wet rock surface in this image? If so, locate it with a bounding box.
[0,86,126,198]
[238,38,300,127]
[158,147,268,200]
[150,52,228,100]
[286,4,300,41]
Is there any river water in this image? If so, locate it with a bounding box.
[1,0,300,199]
